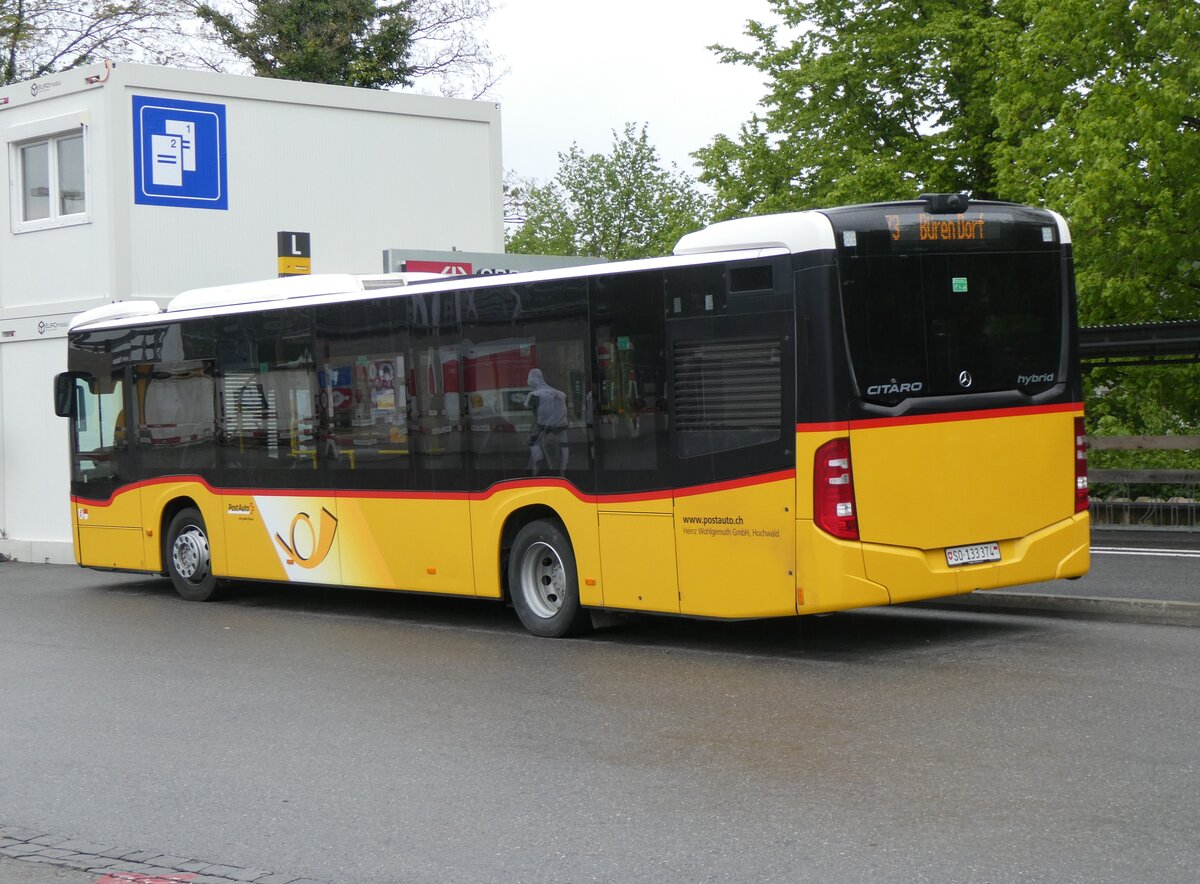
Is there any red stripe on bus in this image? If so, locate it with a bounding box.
[847,401,1083,430]
[71,469,798,509]
[673,469,796,498]
[340,489,471,502]
[795,421,849,434]
[71,475,341,507]
[795,402,1082,434]
[72,474,219,507]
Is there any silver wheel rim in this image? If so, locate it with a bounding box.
[517,541,566,619]
[172,525,210,585]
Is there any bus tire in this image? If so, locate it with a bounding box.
[508,519,590,638]
[166,507,221,602]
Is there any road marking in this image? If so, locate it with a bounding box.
[1091,546,1200,558]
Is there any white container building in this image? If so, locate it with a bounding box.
[0,62,503,563]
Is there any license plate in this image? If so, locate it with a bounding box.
[945,541,1001,567]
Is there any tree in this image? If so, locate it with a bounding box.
[507,124,711,261]
[989,1,1200,429]
[0,0,199,85]
[699,0,1200,428]
[991,0,1200,327]
[0,0,498,95]
[696,0,1012,218]
[192,0,499,96]
[194,0,415,89]
[702,0,1199,320]
[402,0,499,97]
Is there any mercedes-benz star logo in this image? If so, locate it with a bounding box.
[958,370,973,388]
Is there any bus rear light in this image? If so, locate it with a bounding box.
[1074,417,1089,513]
[815,437,859,540]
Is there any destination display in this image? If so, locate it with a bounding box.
[826,202,1062,254]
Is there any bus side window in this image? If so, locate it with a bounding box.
[137,360,217,472]
[216,311,318,478]
[70,373,125,482]
[590,272,670,489]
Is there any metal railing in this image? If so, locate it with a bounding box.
[1087,436,1200,529]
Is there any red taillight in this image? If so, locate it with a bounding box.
[1074,416,1089,513]
[814,437,859,540]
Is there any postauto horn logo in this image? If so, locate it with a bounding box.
[275,507,338,569]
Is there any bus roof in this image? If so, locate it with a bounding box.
[673,210,836,255]
[66,247,790,333]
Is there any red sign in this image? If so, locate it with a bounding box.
[465,345,537,390]
[405,260,473,275]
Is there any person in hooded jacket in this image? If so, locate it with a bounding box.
[525,368,570,475]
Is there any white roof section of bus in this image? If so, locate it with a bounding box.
[68,247,787,333]
[166,274,361,311]
[165,272,443,312]
[67,273,439,331]
[1048,210,1072,244]
[68,300,163,331]
[673,211,836,256]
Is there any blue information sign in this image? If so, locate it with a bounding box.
[132,95,228,210]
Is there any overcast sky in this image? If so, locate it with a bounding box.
[484,0,775,183]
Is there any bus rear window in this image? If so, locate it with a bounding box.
[839,250,1063,405]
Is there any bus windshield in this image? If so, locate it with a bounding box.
[827,204,1065,406]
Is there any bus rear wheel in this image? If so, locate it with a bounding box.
[166,507,221,602]
[508,519,590,638]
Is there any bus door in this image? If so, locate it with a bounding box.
[62,364,146,570]
[316,294,476,597]
[591,271,680,614]
[217,312,344,586]
[667,308,798,619]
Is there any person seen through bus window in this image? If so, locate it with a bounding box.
[525,368,569,475]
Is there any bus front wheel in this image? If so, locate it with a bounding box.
[508,519,590,638]
[166,507,220,602]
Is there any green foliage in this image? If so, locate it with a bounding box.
[0,0,192,84]
[1003,0,1200,432]
[1087,365,1200,436]
[195,0,415,88]
[1086,365,1200,502]
[992,0,1200,327]
[700,0,1200,322]
[696,0,1014,218]
[507,124,712,261]
[701,0,1200,436]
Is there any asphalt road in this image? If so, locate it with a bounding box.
[1021,527,1200,602]
[0,555,1197,884]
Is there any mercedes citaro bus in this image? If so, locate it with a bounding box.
[55,195,1089,636]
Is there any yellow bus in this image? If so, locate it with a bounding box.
[54,196,1089,636]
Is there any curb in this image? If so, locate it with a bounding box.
[914,591,1200,627]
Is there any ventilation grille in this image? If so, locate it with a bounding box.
[729,265,774,293]
[674,338,782,433]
